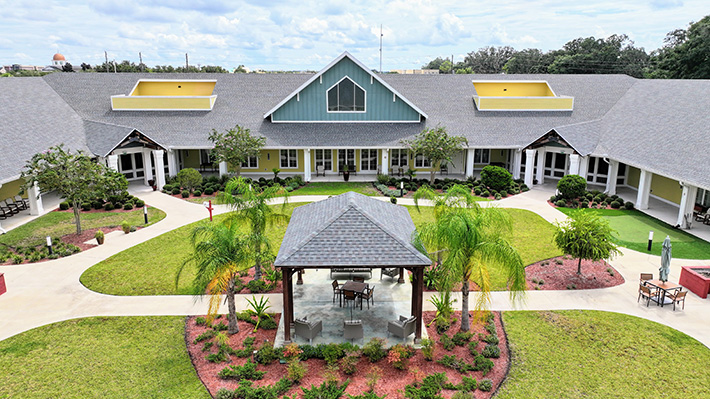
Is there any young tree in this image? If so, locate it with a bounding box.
[401,126,468,185]
[554,210,621,274]
[21,145,122,235]
[413,185,526,331]
[218,177,290,280]
[176,221,254,334]
[208,125,266,176]
[177,168,203,192]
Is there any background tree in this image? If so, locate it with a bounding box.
[21,145,122,234]
[176,221,253,334]
[218,177,289,280]
[80,62,92,71]
[554,210,621,274]
[401,126,468,185]
[548,35,649,77]
[61,62,74,72]
[414,185,526,331]
[650,16,710,79]
[503,48,555,73]
[209,125,266,177]
[464,46,516,73]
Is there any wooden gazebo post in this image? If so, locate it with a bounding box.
[281,267,294,344]
[410,266,424,343]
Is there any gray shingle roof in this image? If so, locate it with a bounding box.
[274,192,431,268]
[83,120,136,157]
[0,77,88,183]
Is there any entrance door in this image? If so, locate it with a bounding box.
[314,149,333,171]
[338,149,355,171]
[544,152,568,178]
[360,149,377,171]
[118,153,145,180]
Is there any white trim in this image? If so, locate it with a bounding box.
[269,119,420,123]
[262,51,428,119]
[326,75,367,113]
[279,149,299,169]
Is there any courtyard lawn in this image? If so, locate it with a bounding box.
[557,208,710,259]
[0,207,166,248]
[498,310,710,398]
[0,316,210,399]
[290,181,380,196]
[83,203,559,295]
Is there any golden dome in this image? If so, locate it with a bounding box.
[52,53,66,61]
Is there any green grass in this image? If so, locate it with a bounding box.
[0,208,166,248]
[498,310,710,398]
[83,203,560,295]
[557,208,710,259]
[290,181,380,196]
[0,316,209,399]
[407,206,561,290]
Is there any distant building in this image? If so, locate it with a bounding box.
[389,69,439,75]
[42,53,68,72]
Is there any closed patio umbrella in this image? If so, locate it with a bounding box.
[659,236,672,282]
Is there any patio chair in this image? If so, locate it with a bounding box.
[316,165,325,177]
[343,290,357,309]
[1,199,20,215]
[638,284,659,307]
[353,276,365,283]
[666,290,687,311]
[332,280,342,305]
[8,197,27,211]
[440,164,448,175]
[0,204,11,219]
[381,268,399,281]
[294,317,323,344]
[388,315,416,341]
[640,273,653,283]
[14,195,29,209]
[359,286,374,309]
[343,319,364,342]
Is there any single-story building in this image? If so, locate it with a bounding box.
[0,51,708,230]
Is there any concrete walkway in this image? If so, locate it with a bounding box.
[1,186,709,349]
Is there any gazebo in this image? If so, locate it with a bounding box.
[274,192,432,343]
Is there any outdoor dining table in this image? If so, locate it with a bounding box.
[646,279,682,307]
[340,281,367,308]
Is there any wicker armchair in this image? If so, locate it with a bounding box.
[387,315,416,341]
[294,318,322,344]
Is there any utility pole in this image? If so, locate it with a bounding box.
[451,54,454,74]
[104,51,108,72]
[139,52,143,72]
[185,53,189,70]
[379,24,383,73]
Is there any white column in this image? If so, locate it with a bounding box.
[605,160,619,195]
[636,169,653,210]
[524,149,536,188]
[677,184,698,228]
[465,148,475,178]
[28,182,44,216]
[381,149,389,176]
[107,154,119,172]
[167,149,178,177]
[535,148,545,185]
[152,150,166,191]
[303,149,312,182]
[578,156,589,181]
[219,161,228,177]
[142,149,153,186]
[568,154,580,176]
[512,150,522,180]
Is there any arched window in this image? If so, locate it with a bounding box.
[327,77,365,112]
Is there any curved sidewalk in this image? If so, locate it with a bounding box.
[1,188,709,349]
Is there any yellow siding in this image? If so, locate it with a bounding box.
[627,166,640,188]
[0,178,26,200]
[490,149,508,163]
[473,82,554,97]
[131,81,216,96]
[111,96,214,110]
[651,174,682,204]
[476,96,573,111]
[181,150,201,169]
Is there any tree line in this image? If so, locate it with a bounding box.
[423,15,709,79]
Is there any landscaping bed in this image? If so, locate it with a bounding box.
[185,311,509,398]
[373,171,529,200]
[524,256,624,291]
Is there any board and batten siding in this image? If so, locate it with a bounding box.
[271,57,421,122]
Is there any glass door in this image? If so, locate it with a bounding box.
[338,149,355,171]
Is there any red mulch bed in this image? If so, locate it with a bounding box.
[525,256,625,290]
[548,200,620,210]
[234,267,283,294]
[186,311,509,398]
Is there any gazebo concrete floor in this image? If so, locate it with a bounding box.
[274,268,429,347]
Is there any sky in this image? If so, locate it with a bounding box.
[0,0,707,71]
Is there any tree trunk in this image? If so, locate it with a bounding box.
[430,161,438,185]
[227,277,239,334]
[235,164,241,177]
[72,200,82,235]
[577,257,582,275]
[254,241,262,281]
[461,279,470,331]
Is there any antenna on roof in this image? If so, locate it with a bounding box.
[379,24,383,73]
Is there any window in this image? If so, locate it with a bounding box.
[200,149,213,165]
[338,149,355,170]
[241,156,258,168]
[327,77,365,112]
[586,157,609,184]
[360,149,377,171]
[698,188,710,208]
[280,149,298,168]
[391,149,408,167]
[314,149,332,170]
[414,154,431,168]
[473,149,490,164]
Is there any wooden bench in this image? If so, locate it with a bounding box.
[330,268,372,279]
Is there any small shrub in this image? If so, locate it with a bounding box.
[135,199,145,207]
[218,360,266,380]
[495,193,502,200]
[201,341,214,352]
[181,190,190,198]
[481,165,513,192]
[301,380,349,399]
[611,200,622,209]
[421,338,435,361]
[259,318,278,330]
[557,174,587,199]
[171,188,181,195]
[322,343,345,365]
[121,220,130,234]
[481,334,499,345]
[207,351,228,363]
[555,199,566,207]
[481,344,500,358]
[287,359,308,382]
[123,203,133,210]
[212,322,228,331]
[478,379,493,392]
[625,201,634,209]
[103,203,115,211]
[339,350,361,375]
[474,354,494,375]
[92,201,104,210]
[177,168,203,192]
[452,331,473,346]
[459,376,477,392]
[246,279,271,293]
[59,201,69,210]
[437,354,475,373]
[440,333,456,351]
[193,330,216,344]
[81,202,91,211]
[452,392,474,399]
[255,342,279,365]
[193,189,202,197]
[362,338,386,363]
[204,187,214,195]
[390,195,397,204]
[366,365,382,392]
[580,201,589,208]
[215,388,234,399]
[500,190,508,197]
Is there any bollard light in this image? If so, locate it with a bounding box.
[143,205,148,224]
[46,236,53,255]
[647,231,654,251]
[400,181,404,198]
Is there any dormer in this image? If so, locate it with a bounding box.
[472,80,574,111]
[111,79,217,111]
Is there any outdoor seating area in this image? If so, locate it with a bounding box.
[0,196,28,219]
[695,205,710,225]
[638,273,687,311]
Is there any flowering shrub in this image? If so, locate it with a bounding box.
[387,344,415,370]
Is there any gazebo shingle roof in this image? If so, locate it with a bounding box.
[274,192,431,268]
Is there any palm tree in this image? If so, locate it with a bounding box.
[414,185,526,331]
[176,220,257,334]
[218,177,290,280]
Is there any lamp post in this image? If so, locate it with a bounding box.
[46,236,53,255]
[400,181,404,198]
[143,205,148,224]
[648,230,654,251]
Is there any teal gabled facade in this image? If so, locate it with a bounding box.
[265,52,426,123]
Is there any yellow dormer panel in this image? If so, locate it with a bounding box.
[472,80,573,111]
[111,79,217,111]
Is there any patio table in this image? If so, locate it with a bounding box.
[646,279,682,307]
[340,281,367,308]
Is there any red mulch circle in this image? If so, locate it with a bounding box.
[525,256,625,290]
[186,310,509,398]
